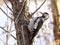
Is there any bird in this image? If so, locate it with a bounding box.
[28,12,49,42]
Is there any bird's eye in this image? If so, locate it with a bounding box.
[42,15,45,18]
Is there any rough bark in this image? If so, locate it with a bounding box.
[8,0,31,45]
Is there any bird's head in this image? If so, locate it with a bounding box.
[43,12,49,19]
[40,12,49,21]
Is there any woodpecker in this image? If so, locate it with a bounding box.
[28,12,49,40]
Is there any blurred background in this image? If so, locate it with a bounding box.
[0,0,60,45]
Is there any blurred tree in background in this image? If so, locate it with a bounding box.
[51,0,60,45]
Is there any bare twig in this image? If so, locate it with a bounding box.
[10,34,17,40]
[9,18,13,31]
[3,0,13,13]
[31,0,46,15]
[0,8,14,20]
[0,26,17,40]
[0,26,8,32]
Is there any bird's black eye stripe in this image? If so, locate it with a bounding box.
[34,17,41,24]
[42,15,45,18]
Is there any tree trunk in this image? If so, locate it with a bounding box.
[51,0,60,45]
[8,0,31,45]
